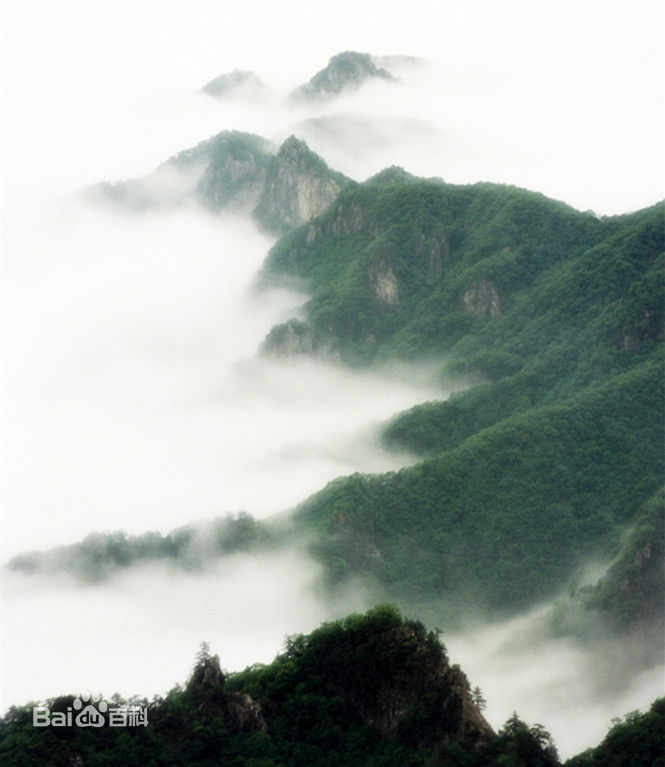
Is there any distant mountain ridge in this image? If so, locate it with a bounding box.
[200,51,406,105]
[289,51,397,101]
[90,49,419,226]
[90,131,351,233]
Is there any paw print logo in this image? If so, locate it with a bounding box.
[73,692,107,727]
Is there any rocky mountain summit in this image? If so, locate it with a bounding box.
[90,130,275,213]
[290,51,397,101]
[195,131,275,212]
[200,50,411,106]
[90,132,350,232]
[261,318,315,357]
[253,135,352,232]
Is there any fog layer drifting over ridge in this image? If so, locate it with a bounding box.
[2,0,664,758]
[2,196,448,558]
[0,553,371,712]
[4,565,662,760]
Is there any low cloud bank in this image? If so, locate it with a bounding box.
[0,548,370,712]
[445,604,664,760]
[2,195,447,560]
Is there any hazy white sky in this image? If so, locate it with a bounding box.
[2,0,663,211]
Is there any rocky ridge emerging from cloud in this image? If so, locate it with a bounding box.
[89,131,352,233]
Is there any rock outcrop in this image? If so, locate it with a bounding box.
[585,488,664,636]
[187,650,268,733]
[90,132,349,231]
[290,51,396,101]
[253,136,351,232]
[225,691,268,732]
[368,253,399,305]
[261,319,315,357]
[461,279,501,318]
[186,610,492,750]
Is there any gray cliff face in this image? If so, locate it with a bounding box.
[91,132,349,232]
[304,199,380,241]
[461,279,501,318]
[417,225,449,278]
[368,254,399,306]
[90,129,353,234]
[253,136,349,232]
[290,51,396,101]
[262,319,315,358]
[225,692,269,733]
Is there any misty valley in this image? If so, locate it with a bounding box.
[1,43,663,767]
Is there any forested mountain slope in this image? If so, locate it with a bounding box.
[296,357,662,612]
[12,177,664,627]
[261,179,664,617]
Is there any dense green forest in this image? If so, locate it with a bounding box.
[297,359,663,612]
[5,606,659,767]
[256,179,665,619]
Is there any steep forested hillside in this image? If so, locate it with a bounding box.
[257,179,664,618]
[297,357,662,611]
[263,180,661,373]
[564,698,664,767]
[576,487,664,633]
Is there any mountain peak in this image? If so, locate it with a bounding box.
[276,605,495,749]
[201,69,272,100]
[279,134,309,155]
[290,50,397,101]
[252,135,352,232]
